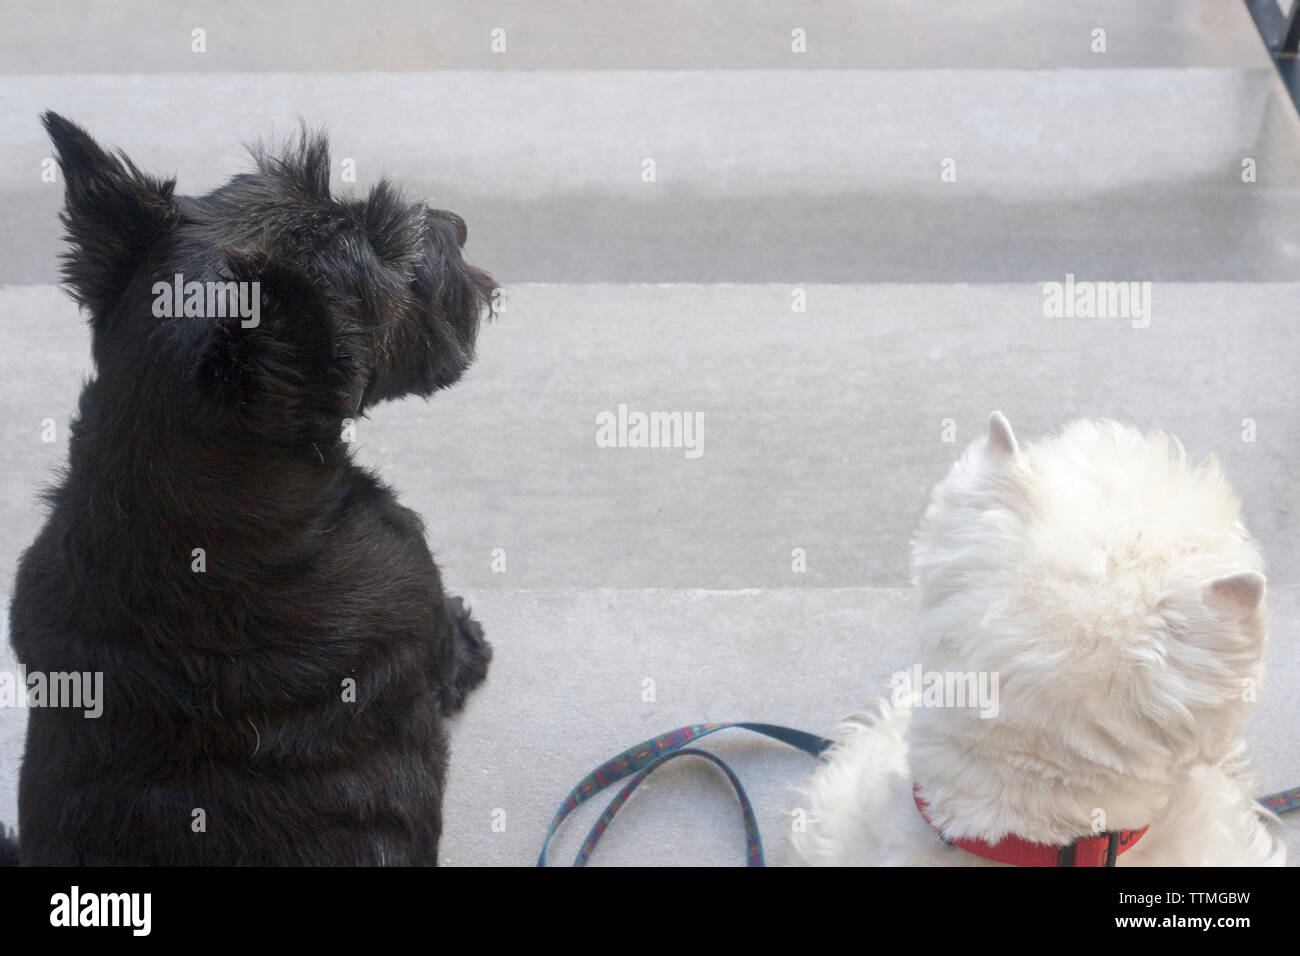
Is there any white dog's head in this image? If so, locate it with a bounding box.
[908,413,1266,835]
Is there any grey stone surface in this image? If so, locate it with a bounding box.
[4,68,1300,283]
[0,1,1274,73]
[2,283,1296,596]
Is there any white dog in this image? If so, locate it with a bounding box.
[791,413,1285,866]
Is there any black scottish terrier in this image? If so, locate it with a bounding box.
[4,113,495,864]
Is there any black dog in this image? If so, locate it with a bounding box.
[5,113,495,864]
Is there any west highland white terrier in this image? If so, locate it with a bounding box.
[791,413,1284,866]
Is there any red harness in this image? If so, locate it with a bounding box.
[914,784,1148,867]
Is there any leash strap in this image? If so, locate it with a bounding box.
[536,722,832,867]
[1260,785,1300,815]
[539,722,1298,867]
[576,747,762,866]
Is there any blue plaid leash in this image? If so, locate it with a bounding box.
[536,722,832,867]
[538,721,1299,867]
[1260,786,1300,816]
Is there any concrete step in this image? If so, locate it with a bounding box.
[1,587,1295,866]
[0,0,1273,73]
[3,68,1300,283]
[3,282,1295,593]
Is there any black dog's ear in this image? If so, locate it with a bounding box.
[363,181,425,267]
[201,251,368,447]
[42,112,176,317]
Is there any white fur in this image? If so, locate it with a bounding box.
[790,415,1285,866]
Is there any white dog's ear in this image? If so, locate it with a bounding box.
[985,411,1019,463]
[1203,570,1266,621]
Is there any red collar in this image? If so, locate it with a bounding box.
[913,783,1148,867]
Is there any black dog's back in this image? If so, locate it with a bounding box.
[10,114,494,865]
[12,463,454,865]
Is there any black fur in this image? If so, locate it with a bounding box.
[8,113,496,865]
[0,824,17,866]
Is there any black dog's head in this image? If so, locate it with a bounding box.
[42,111,495,448]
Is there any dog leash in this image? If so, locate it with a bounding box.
[536,722,832,867]
[1260,786,1300,815]
[539,721,1300,867]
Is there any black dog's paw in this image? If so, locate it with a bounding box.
[442,595,492,715]
[0,823,19,867]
